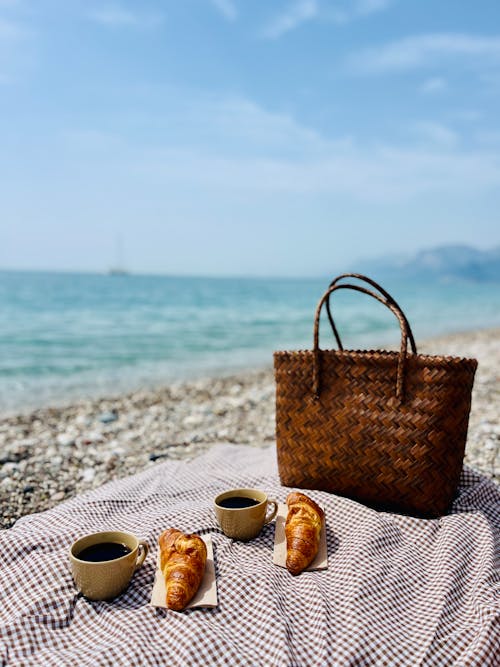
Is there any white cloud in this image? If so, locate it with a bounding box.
[261,0,393,38]
[197,96,330,154]
[261,0,318,40]
[355,0,392,15]
[451,109,483,123]
[104,93,497,202]
[326,0,393,25]
[88,5,163,29]
[347,33,500,73]
[420,77,447,94]
[138,143,500,204]
[412,121,458,149]
[210,0,237,21]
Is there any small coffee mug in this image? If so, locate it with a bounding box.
[214,488,278,541]
[69,530,149,601]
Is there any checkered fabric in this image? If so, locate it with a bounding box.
[0,444,498,667]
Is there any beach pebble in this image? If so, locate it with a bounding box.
[51,457,63,472]
[183,414,203,427]
[83,430,105,444]
[57,433,75,447]
[16,438,38,448]
[99,411,118,424]
[105,455,118,471]
[75,415,93,427]
[52,491,65,502]
[1,462,18,475]
[81,468,95,483]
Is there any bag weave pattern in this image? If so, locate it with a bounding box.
[274,275,478,518]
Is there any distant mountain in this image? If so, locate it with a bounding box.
[352,244,500,283]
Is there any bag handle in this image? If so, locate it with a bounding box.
[313,282,416,402]
[325,273,417,355]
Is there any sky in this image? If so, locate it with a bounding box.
[1,0,500,277]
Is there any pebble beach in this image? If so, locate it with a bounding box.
[1,327,499,530]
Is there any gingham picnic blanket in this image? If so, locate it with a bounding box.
[0,443,499,667]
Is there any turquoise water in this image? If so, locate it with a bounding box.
[1,270,499,413]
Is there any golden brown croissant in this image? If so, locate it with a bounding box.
[159,528,207,611]
[285,492,324,575]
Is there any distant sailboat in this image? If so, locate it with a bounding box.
[108,235,129,275]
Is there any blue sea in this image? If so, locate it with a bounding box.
[1,270,499,414]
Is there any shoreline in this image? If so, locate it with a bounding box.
[1,326,499,529]
[0,360,273,421]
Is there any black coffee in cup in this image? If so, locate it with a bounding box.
[217,496,260,509]
[76,542,131,562]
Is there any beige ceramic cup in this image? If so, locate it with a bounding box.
[69,530,149,601]
[214,488,278,541]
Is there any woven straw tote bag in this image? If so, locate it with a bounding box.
[274,274,478,518]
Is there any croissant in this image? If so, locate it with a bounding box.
[285,492,324,575]
[159,528,207,611]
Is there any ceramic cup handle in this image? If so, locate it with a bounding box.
[134,541,149,571]
[264,499,278,525]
